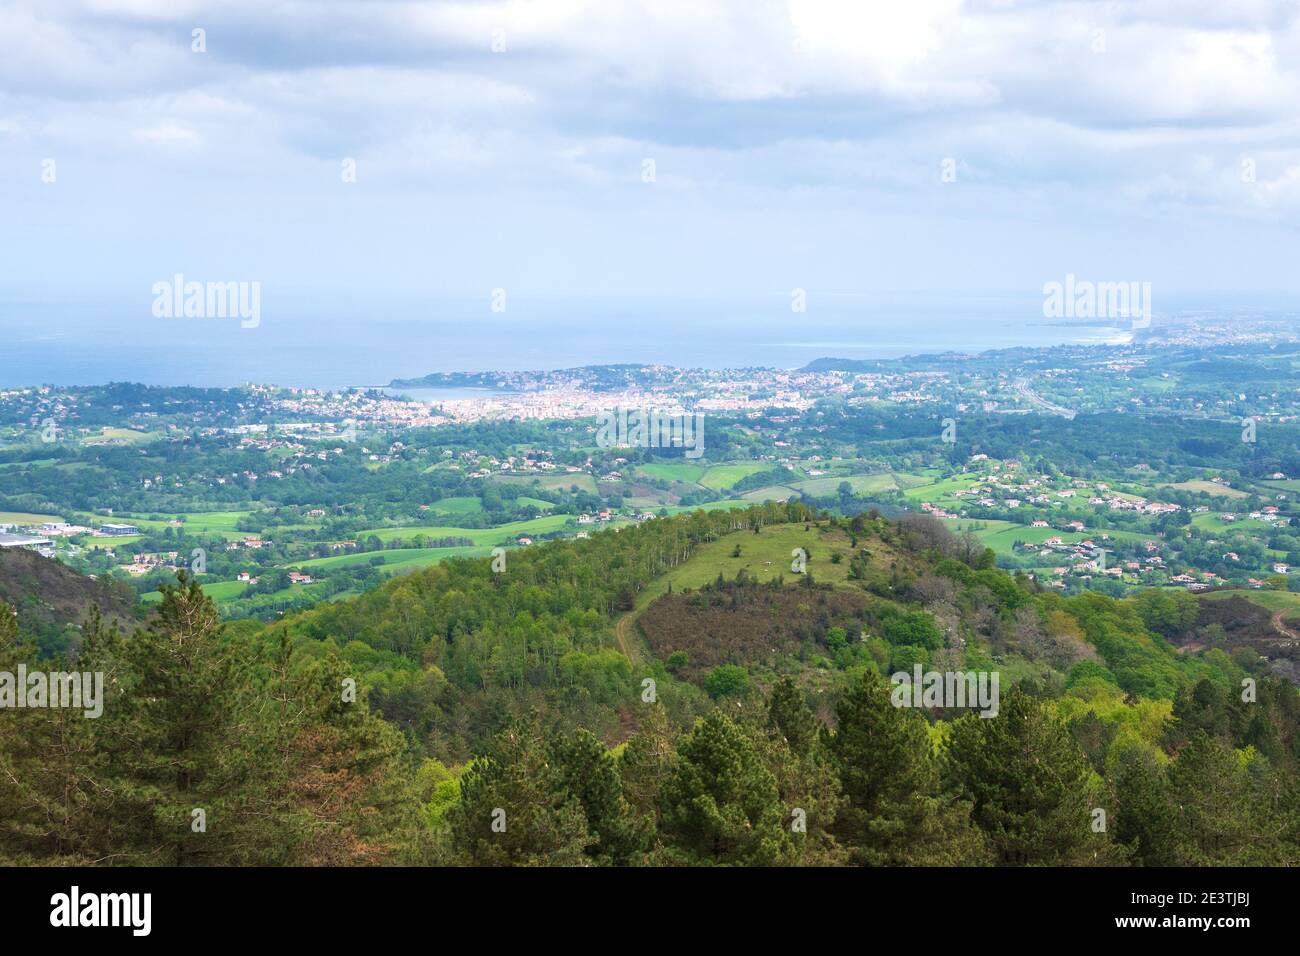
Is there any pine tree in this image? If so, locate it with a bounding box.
[552,728,643,864]
[617,703,675,840]
[449,713,592,866]
[944,689,1119,865]
[768,677,819,756]
[255,635,427,865]
[830,669,986,865]
[0,601,118,864]
[93,572,261,865]
[1165,730,1282,865]
[1111,742,1179,866]
[752,688,844,865]
[658,710,793,865]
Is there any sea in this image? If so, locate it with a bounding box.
[0,293,1153,390]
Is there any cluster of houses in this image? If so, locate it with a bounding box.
[947,475,1185,520]
[225,537,268,551]
[1217,506,1283,524]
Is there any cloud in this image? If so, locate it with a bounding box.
[5,0,1300,301]
[134,119,201,145]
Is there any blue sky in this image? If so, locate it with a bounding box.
[4,0,1300,312]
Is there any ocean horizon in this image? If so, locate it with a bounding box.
[0,293,1155,389]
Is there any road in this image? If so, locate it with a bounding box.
[1014,378,1077,419]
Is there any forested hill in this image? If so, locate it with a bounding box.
[4,503,1298,866]
[0,547,137,656]
[271,502,1300,764]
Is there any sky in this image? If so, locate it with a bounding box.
[3,0,1300,316]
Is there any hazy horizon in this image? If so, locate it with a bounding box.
[7,1,1300,328]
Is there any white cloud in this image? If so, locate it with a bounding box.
[134,119,201,144]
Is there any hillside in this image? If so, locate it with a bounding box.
[0,547,138,654]
[264,504,1296,763]
[5,502,1300,869]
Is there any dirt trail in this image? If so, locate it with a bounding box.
[614,610,643,666]
[1271,610,1300,642]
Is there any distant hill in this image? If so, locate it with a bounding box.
[0,548,138,655]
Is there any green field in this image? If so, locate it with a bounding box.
[661,500,756,516]
[893,470,943,489]
[357,515,573,547]
[110,510,256,539]
[287,545,492,572]
[494,473,598,494]
[1203,589,1300,617]
[142,579,249,604]
[82,427,155,446]
[1165,480,1248,498]
[637,463,709,484]
[790,473,897,496]
[425,496,484,515]
[901,473,983,500]
[514,496,555,511]
[1191,512,1271,533]
[0,511,62,525]
[943,519,1150,555]
[739,484,801,502]
[633,522,857,611]
[1259,479,1300,493]
[698,463,771,490]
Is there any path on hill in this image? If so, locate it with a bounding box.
[614,609,644,667]
[1271,610,1300,643]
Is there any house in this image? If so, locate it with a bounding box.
[288,571,314,584]
[1274,563,1291,575]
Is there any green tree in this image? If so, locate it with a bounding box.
[830,670,986,865]
[1111,742,1179,866]
[703,664,750,699]
[767,677,820,756]
[659,710,792,865]
[1165,731,1284,865]
[553,728,644,864]
[95,573,261,865]
[617,703,676,841]
[449,714,591,866]
[944,689,1120,865]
